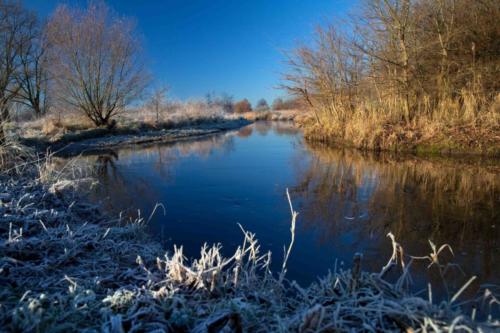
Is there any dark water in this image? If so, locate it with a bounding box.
[69,122,499,296]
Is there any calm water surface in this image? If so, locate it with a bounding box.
[69,122,499,294]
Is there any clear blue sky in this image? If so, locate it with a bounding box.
[24,0,354,104]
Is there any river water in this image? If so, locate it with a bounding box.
[68,122,499,295]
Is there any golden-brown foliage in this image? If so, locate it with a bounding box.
[285,0,500,153]
[234,99,253,113]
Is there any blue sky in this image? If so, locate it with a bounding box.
[24,0,354,104]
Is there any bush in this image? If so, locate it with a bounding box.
[234,99,252,113]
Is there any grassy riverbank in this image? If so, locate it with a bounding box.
[12,110,250,156]
[300,113,500,156]
[0,144,498,332]
[10,105,308,157]
[240,109,308,123]
[284,0,499,157]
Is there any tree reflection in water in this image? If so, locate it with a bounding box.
[53,122,498,297]
[292,143,499,293]
[75,133,235,219]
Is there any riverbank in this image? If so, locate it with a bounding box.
[0,144,498,331]
[299,117,500,157]
[16,117,251,156]
[240,109,309,122]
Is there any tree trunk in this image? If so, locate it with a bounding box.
[0,105,9,144]
[399,35,411,124]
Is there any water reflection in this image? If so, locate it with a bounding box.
[293,144,499,291]
[59,122,499,294]
[74,133,236,216]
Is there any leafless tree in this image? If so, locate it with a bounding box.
[148,86,168,124]
[205,91,234,113]
[283,25,363,126]
[355,0,417,122]
[272,98,284,111]
[218,93,234,113]
[255,98,269,112]
[15,13,49,116]
[284,0,499,134]
[46,2,149,128]
[0,0,36,141]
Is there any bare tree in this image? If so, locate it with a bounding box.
[46,2,149,128]
[356,0,416,123]
[148,86,168,124]
[283,25,363,127]
[218,93,234,113]
[272,98,284,110]
[15,13,49,116]
[283,0,499,144]
[255,98,269,112]
[0,0,36,141]
[205,91,234,113]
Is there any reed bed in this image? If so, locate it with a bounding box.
[0,146,499,332]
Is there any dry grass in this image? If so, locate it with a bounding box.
[15,113,98,140]
[0,141,37,174]
[120,101,227,127]
[284,0,500,156]
[12,103,308,155]
[300,91,500,155]
[14,101,233,143]
[4,102,254,158]
[241,109,309,122]
[0,151,498,331]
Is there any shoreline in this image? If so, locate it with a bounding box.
[18,112,498,159]
[301,128,500,158]
[18,118,252,157]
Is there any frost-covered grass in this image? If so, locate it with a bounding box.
[13,102,237,144]
[0,145,499,332]
[239,109,309,123]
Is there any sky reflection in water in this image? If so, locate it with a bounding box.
[71,122,499,297]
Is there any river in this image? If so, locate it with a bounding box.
[63,121,499,297]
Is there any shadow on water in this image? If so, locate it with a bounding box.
[56,122,499,298]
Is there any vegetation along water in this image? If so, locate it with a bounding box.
[1,0,499,331]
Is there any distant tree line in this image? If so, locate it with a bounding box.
[271,97,302,111]
[234,99,252,113]
[203,95,301,114]
[205,92,234,113]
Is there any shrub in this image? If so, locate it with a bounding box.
[234,99,252,113]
